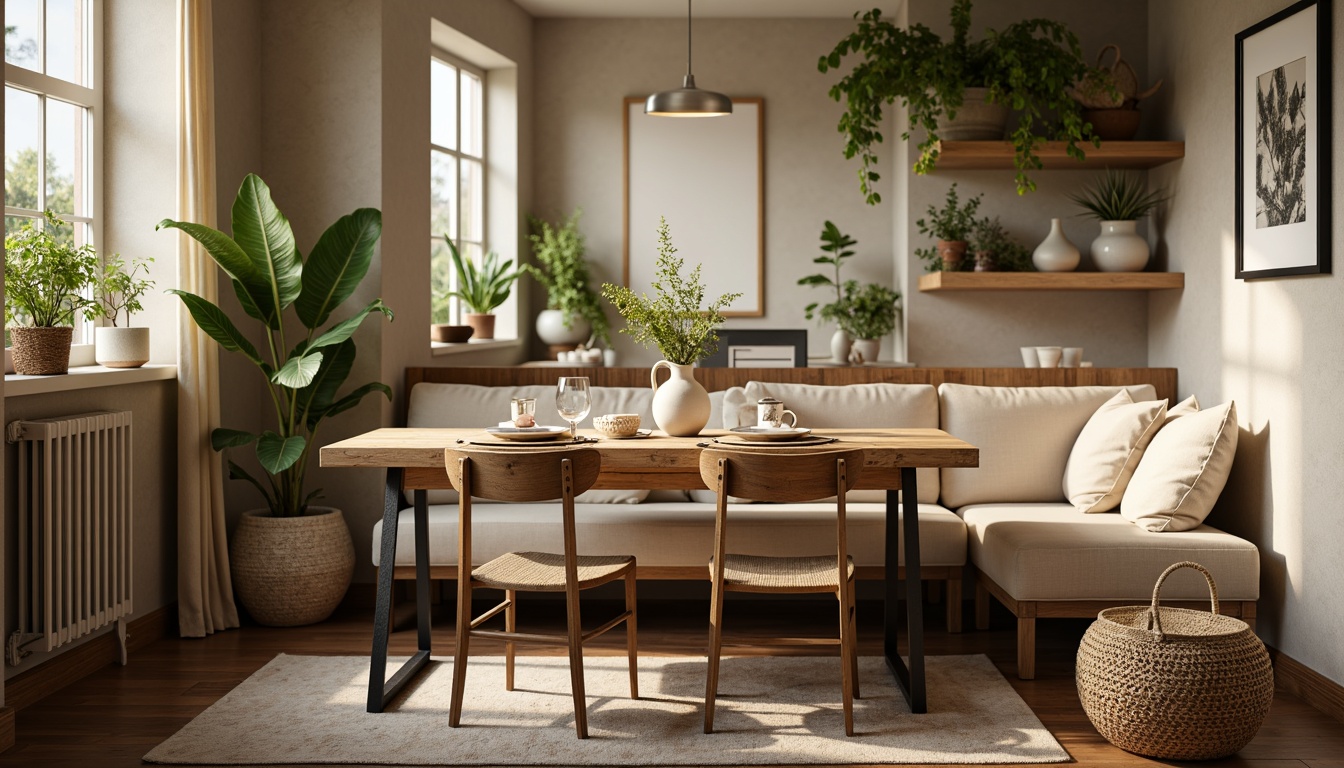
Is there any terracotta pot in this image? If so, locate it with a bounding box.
[231,507,355,627]
[10,326,74,375]
[973,251,997,272]
[1083,108,1142,141]
[430,324,474,343]
[937,240,968,271]
[464,313,496,340]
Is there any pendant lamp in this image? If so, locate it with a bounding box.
[645,0,732,117]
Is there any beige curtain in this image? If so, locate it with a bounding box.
[176,0,239,637]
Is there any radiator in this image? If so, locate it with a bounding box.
[6,411,134,667]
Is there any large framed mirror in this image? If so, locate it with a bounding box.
[623,97,764,316]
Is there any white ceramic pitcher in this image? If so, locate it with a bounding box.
[650,360,711,437]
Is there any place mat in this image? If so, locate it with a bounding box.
[144,654,1069,765]
[701,435,840,448]
[454,435,599,448]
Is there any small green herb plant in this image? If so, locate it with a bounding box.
[444,238,519,314]
[969,217,1033,272]
[90,254,155,327]
[798,220,858,326]
[601,217,740,366]
[914,185,984,272]
[524,209,610,346]
[1069,170,1170,221]
[3,211,100,329]
[845,283,902,340]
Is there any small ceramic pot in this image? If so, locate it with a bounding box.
[464,313,496,340]
[1091,220,1150,272]
[937,240,968,272]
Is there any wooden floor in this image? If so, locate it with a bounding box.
[2,593,1342,768]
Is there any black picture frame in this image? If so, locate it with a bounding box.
[700,329,807,368]
[1235,0,1332,279]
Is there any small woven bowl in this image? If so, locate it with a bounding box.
[594,413,641,438]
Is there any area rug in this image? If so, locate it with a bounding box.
[144,653,1069,765]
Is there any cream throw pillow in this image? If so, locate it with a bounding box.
[1062,391,1167,513]
[1122,401,1239,532]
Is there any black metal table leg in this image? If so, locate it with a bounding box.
[367,469,432,713]
[884,468,927,713]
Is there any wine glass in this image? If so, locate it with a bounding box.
[556,377,591,440]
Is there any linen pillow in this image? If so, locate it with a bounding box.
[1122,401,1239,532]
[1165,394,1200,422]
[1061,390,1167,513]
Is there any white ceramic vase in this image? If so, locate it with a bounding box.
[830,329,852,365]
[649,360,710,436]
[535,309,591,345]
[852,338,881,365]
[1032,218,1081,272]
[95,326,150,368]
[1091,220,1150,272]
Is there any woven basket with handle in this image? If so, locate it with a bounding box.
[1076,561,1273,761]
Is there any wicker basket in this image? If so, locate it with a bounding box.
[1076,561,1273,761]
[10,326,74,375]
[231,507,355,626]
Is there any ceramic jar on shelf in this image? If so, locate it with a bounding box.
[1032,218,1081,272]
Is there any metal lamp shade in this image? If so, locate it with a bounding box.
[645,75,733,117]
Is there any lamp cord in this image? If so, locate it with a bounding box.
[686,0,693,78]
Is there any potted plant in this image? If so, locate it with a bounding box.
[90,254,155,368]
[968,216,1033,273]
[799,220,862,363]
[524,209,611,348]
[846,282,902,365]
[915,184,983,272]
[3,211,100,375]
[601,217,739,436]
[819,0,1103,201]
[159,173,393,626]
[443,237,519,340]
[1068,170,1169,272]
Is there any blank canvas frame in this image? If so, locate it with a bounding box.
[623,97,764,316]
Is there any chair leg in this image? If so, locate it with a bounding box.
[625,570,639,700]
[847,577,860,700]
[448,580,472,727]
[838,579,856,736]
[946,575,963,634]
[1016,616,1036,680]
[565,588,588,739]
[975,577,991,631]
[505,589,517,692]
[704,581,726,734]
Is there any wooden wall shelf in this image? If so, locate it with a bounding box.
[919,272,1185,292]
[933,140,1185,170]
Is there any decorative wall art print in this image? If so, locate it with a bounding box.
[1235,0,1332,279]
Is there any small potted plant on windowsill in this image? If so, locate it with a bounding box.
[3,211,100,375]
[915,184,983,272]
[90,254,155,368]
[601,217,739,436]
[443,237,519,340]
[524,209,611,349]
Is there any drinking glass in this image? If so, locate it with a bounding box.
[556,377,591,440]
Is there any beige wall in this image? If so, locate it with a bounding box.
[903,0,1152,367]
[532,18,896,365]
[1147,0,1344,686]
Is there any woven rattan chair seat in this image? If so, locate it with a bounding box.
[711,553,855,591]
[473,551,634,591]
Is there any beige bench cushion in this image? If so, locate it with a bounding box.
[938,384,1158,509]
[372,502,966,570]
[724,381,941,504]
[958,503,1259,601]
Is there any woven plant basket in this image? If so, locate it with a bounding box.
[231,507,355,626]
[10,326,74,375]
[1076,561,1273,761]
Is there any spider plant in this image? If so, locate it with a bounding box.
[1069,170,1170,221]
[444,237,519,314]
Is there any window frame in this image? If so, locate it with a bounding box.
[430,47,490,328]
[5,0,103,360]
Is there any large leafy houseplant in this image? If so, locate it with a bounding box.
[819,0,1102,201]
[524,209,611,346]
[601,217,740,366]
[159,174,393,518]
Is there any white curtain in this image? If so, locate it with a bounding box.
[176,0,239,637]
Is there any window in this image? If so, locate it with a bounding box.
[429,51,487,327]
[5,0,100,345]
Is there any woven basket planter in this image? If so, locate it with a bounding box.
[231,507,355,626]
[10,326,74,375]
[1076,561,1273,761]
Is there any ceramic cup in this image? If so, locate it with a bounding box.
[1020,346,1040,368]
[756,397,799,429]
[1036,346,1063,368]
[1062,347,1083,368]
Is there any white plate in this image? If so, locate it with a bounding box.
[728,426,813,442]
[485,426,571,442]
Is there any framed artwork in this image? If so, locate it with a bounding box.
[624,97,765,315]
[1235,0,1332,279]
[700,329,807,368]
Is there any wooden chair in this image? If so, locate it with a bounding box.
[444,446,638,740]
[698,446,866,736]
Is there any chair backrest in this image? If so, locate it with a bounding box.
[444,446,602,502]
[698,447,866,503]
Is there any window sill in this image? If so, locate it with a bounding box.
[5,364,177,398]
[431,338,522,357]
